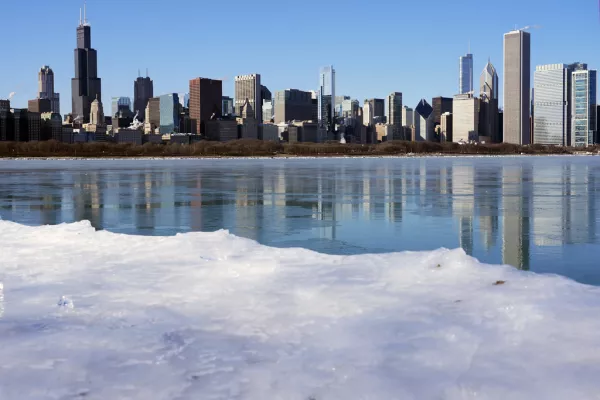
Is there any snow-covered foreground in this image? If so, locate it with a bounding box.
[1,222,600,399]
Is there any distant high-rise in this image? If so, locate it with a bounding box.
[274,89,313,124]
[432,97,453,126]
[222,96,234,116]
[71,4,102,123]
[159,93,180,134]
[571,64,597,147]
[365,99,385,120]
[111,97,131,117]
[38,66,60,114]
[480,60,499,142]
[503,29,531,145]
[459,52,473,94]
[533,64,575,146]
[189,78,222,134]
[235,74,262,122]
[386,93,403,131]
[318,66,335,132]
[134,75,153,121]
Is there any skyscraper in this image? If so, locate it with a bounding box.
[71,5,101,123]
[318,66,335,132]
[414,99,434,141]
[503,29,531,145]
[386,93,403,138]
[38,66,60,114]
[480,60,499,142]
[459,52,473,94]
[235,74,262,122]
[134,75,153,121]
[189,77,222,135]
[533,64,574,146]
[571,64,597,147]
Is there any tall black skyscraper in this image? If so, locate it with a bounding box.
[134,73,153,121]
[71,6,101,123]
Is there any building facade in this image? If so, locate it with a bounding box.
[274,89,313,124]
[503,29,531,145]
[441,112,453,142]
[571,64,597,147]
[318,66,336,132]
[432,97,453,126]
[189,78,222,134]
[235,74,262,122]
[402,106,414,127]
[459,53,474,94]
[71,10,102,123]
[159,93,180,134]
[480,60,500,142]
[222,96,234,116]
[453,93,480,143]
[134,76,153,120]
[38,66,60,114]
[533,64,574,146]
[28,98,51,114]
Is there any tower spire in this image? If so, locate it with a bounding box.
[83,1,87,24]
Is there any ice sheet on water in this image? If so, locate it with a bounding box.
[1,220,600,399]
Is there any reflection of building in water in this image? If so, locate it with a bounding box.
[532,164,597,247]
[532,166,566,246]
[474,167,500,251]
[0,281,3,319]
[452,165,474,255]
[234,171,264,242]
[73,172,104,230]
[502,164,532,270]
[563,164,597,244]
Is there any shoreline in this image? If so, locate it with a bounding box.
[0,152,598,161]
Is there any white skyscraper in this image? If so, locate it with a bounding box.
[235,74,262,122]
[453,93,480,143]
[533,64,575,146]
[459,53,474,94]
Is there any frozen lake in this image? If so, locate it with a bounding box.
[1,156,599,284]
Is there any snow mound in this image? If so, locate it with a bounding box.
[1,221,600,399]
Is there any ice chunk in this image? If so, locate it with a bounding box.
[57,296,74,309]
[0,220,599,399]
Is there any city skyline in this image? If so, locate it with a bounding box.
[0,0,598,115]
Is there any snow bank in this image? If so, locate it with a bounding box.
[1,221,600,399]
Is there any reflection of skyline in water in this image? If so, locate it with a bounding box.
[0,158,598,283]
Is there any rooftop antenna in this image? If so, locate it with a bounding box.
[84,1,87,24]
[146,68,148,77]
[138,68,140,77]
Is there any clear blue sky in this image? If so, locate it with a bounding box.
[0,0,598,114]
